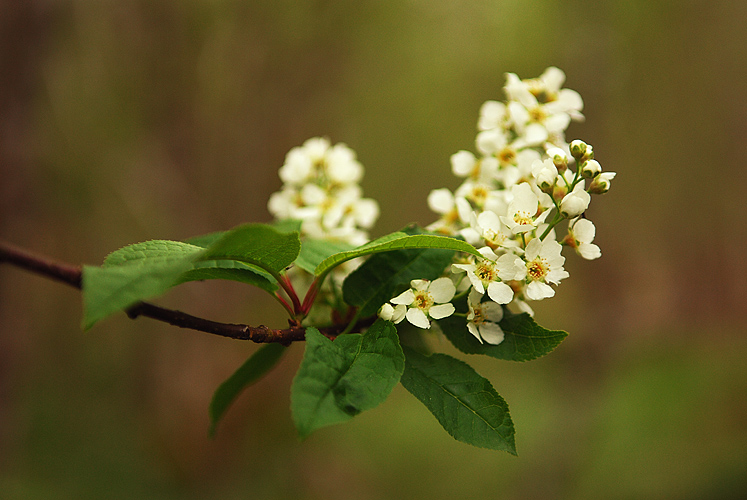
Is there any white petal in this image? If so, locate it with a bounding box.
[525,281,555,300]
[541,67,566,91]
[482,301,504,323]
[487,281,514,304]
[467,323,484,343]
[450,150,476,177]
[429,277,456,303]
[579,242,601,260]
[427,188,455,214]
[391,289,415,305]
[406,308,431,329]
[573,218,596,244]
[410,279,429,291]
[478,322,505,345]
[391,304,407,323]
[429,303,455,320]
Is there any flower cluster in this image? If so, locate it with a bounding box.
[268,137,379,246]
[382,67,615,343]
[268,137,380,324]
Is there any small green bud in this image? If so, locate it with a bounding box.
[569,140,587,160]
[580,159,601,179]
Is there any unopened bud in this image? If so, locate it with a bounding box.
[589,172,616,194]
[546,147,568,172]
[580,159,601,179]
[560,184,591,218]
[569,140,587,160]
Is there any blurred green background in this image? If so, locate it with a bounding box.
[1,1,746,498]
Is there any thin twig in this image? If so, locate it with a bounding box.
[0,240,366,343]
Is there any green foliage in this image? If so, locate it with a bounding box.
[209,343,286,437]
[314,233,481,278]
[438,310,568,362]
[400,346,516,454]
[294,238,356,274]
[290,320,404,438]
[80,224,568,452]
[82,223,300,328]
[342,245,456,318]
[199,223,300,274]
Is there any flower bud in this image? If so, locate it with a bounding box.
[546,147,568,172]
[589,172,616,194]
[569,140,587,160]
[580,159,601,179]
[560,184,591,218]
[531,158,558,193]
[552,183,568,202]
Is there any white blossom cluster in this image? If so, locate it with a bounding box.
[380,67,615,345]
[268,137,379,246]
[268,137,380,325]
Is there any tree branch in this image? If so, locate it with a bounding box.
[0,240,360,344]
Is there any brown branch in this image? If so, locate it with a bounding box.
[0,240,363,343]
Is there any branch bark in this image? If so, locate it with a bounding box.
[0,240,358,344]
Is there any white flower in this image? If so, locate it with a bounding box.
[451,150,477,177]
[466,289,505,345]
[501,182,551,234]
[426,189,472,234]
[566,218,601,260]
[390,278,456,329]
[467,210,518,251]
[559,183,591,218]
[521,238,569,300]
[452,247,524,304]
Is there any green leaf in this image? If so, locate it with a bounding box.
[177,260,277,293]
[271,218,303,234]
[438,310,568,362]
[400,346,516,454]
[290,319,404,438]
[103,240,203,266]
[201,223,301,275]
[314,232,481,277]
[342,246,456,318]
[295,238,356,274]
[82,257,197,329]
[209,343,286,437]
[104,239,277,292]
[184,231,227,248]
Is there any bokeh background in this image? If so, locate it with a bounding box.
[2,1,746,498]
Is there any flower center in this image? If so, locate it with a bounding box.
[469,185,489,205]
[529,107,547,123]
[475,261,498,284]
[513,210,533,226]
[413,291,434,311]
[471,304,487,325]
[498,147,516,166]
[527,258,549,281]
